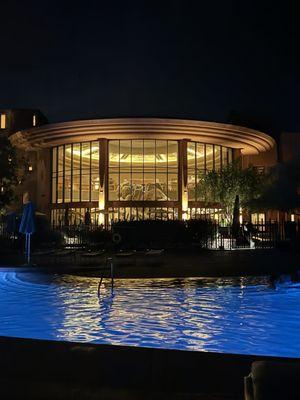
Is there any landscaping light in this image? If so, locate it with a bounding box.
[98,188,105,224]
[182,211,189,221]
[182,188,188,220]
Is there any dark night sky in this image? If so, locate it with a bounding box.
[1,1,299,137]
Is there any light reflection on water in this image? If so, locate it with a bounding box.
[0,272,300,358]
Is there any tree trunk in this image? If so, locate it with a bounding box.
[232,194,240,239]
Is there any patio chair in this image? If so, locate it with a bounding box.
[244,360,300,400]
[145,249,164,256]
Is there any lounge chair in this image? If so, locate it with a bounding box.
[114,251,136,266]
[145,249,164,256]
[78,250,106,265]
[47,249,77,265]
[79,250,106,258]
[32,249,56,257]
[115,251,136,258]
[144,249,165,266]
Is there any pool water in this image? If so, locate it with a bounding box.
[0,271,300,358]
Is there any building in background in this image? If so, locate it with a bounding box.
[0,109,48,212]
[0,109,47,135]
[4,109,299,226]
[5,111,288,226]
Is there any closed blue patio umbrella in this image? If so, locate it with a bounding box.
[19,202,36,264]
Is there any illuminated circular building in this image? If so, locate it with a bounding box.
[4,112,278,225]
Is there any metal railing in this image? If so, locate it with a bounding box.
[97,257,114,296]
[1,220,299,251]
[210,221,300,250]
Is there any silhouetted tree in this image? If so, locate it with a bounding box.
[0,136,24,213]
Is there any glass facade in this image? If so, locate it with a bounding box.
[108,207,178,222]
[51,141,100,204]
[108,140,178,201]
[51,207,100,227]
[187,142,233,201]
[188,207,223,223]
[50,139,234,225]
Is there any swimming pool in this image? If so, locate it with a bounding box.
[0,271,299,358]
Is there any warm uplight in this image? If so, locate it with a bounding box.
[99,189,105,209]
[0,114,6,129]
[28,165,33,172]
[33,114,37,127]
[239,214,243,224]
[182,189,189,220]
[98,188,105,225]
[94,177,99,190]
[182,211,188,221]
[291,214,295,222]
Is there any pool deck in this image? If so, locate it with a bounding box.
[0,247,299,278]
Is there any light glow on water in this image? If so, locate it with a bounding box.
[0,271,300,358]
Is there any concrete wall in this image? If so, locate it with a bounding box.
[242,146,278,170]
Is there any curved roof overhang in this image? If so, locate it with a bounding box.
[9,118,276,155]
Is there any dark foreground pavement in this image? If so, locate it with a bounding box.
[1,335,299,399]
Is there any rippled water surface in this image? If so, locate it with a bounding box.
[0,271,300,357]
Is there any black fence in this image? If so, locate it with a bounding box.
[214,222,298,250]
[1,220,299,251]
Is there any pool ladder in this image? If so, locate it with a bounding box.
[97,257,114,296]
